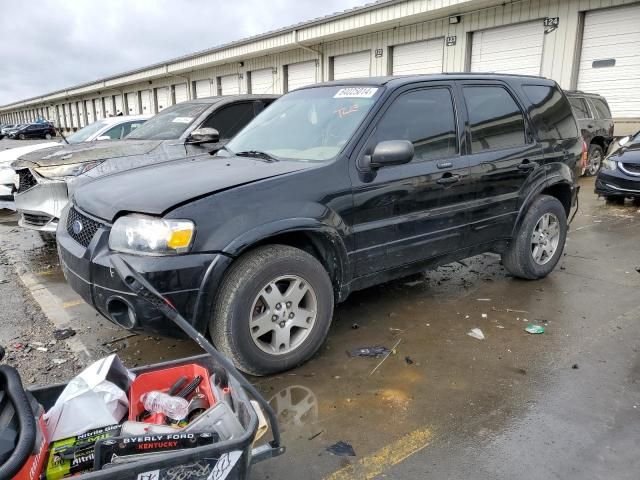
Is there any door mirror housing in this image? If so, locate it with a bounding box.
[187,127,220,145]
[362,140,414,170]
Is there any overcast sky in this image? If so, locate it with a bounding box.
[0,0,368,106]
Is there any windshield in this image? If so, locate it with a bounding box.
[224,86,381,162]
[65,121,109,144]
[126,102,209,140]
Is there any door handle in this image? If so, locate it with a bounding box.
[436,161,453,169]
[436,174,460,185]
[517,161,536,171]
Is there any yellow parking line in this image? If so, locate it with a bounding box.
[62,300,84,309]
[36,270,56,276]
[324,427,433,480]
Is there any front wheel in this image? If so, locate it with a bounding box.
[502,195,567,280]
[211,245,334,376]
[585,144,604,176]
[45,133,52,140]
[18,134,25,140]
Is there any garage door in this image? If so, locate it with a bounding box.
[126,93,139,114]
[471,21,543,75]
[194,80,211,98]
[95,98,104,120]
[333,51,371,80]
[392,39,444,75]
[287,61,317,92]
[220,75,240,95]
[156,87,170,112]
[103,97,113,117]
[174,84,188,104]
[115,96,123,115]
[76,102,85,127]
[577,4,640,118]
[140,90,152,114]
[250,68,274,94]
[71,104,78,128]
[85,100,94,123]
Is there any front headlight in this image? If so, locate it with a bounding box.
[601,157,617,171]
[34,160,102,179]
[109,214,195,255]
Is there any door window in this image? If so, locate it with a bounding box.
[201,103,255,139]
[568,97,591,119]
[121,121,145,137]
[374,88,458,162]
[522,85,578,140]
[589,98,612,120]
[463,86,526,153]
[102,125,124,139]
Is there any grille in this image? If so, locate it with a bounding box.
[22,213,52,227]
[66,207,103,248]
[621,163,640,174]
[17,170,37,192]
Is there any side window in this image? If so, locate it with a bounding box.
[101,125,124,139]
[121,121,145,138]
[374,88,458,162]
[463,86,526,153]
[522,85,578,140]
[201,103,255,139]
[568,97,591,119]
[590,98,612,119]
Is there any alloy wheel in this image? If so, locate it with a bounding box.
[588,149,603,175]
[531,213,560,265]
[249,274,318,355]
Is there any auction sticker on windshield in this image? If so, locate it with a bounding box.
[334,87,378,98]
[172,117,193,124]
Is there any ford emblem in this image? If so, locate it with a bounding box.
[72,219,83,235]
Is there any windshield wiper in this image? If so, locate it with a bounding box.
[235,150,279,162]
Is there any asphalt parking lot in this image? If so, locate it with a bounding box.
[0,163,638,479]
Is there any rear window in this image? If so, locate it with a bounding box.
[522,85,578,140]
[589,98,612,119]
[568,97,591,119]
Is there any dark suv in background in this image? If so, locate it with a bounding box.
[565,91,614,176]
[58,74,581,375]
[8,122,57,140]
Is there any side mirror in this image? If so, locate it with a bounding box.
[187,127,220,145]
[362,140,414,170]
[96,136,112,141]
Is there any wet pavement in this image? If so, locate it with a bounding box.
[0,176,639,479]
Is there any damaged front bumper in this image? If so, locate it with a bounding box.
[0,166,15,201]
[14,169,68,232]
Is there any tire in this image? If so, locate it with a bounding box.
[502,195,567,280]
[18,134,25,140]
[605,196,625,205]
[45,133,52,140]
[585,144,604,176]
[211,245,334,375]
[38,231,56,242]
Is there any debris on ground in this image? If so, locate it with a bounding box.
[351,323,359,330]
[525,324,545,334]
[348,345,390,358]
[53,328,76,340]
[481,313,488,319]
[52,358,68,365]
[506,308,528,313]
[36,346,49,352]
[404,356,414,365]
[467,328,485,340]
[572,363,579,369]
[327,441,356,457]
[308,430,324,441]
[476,298,491,302]
[370,339,402,376]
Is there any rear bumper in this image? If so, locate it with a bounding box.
[56,206,232,338]
[14,175,68,231]
[595,170,640,197]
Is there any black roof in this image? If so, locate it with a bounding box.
[303,73,556,90]
[185,94,280,105]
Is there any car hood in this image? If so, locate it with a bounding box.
[611,142,640,164]
[13,139,164,168]
[0,142,59,166]
[75,156,315,221]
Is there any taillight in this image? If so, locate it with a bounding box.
[581,141,588,169]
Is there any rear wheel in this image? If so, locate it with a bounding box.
[211,245,334,376]
[586,144,604,176]
[502,195,567,280]
[44,133,52,140]
[18,134,25,140]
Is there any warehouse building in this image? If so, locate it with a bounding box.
[1,0,639,134]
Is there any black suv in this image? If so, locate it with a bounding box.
[8,122,57,140]
[58,75,581,375]
[565,91,614,176]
